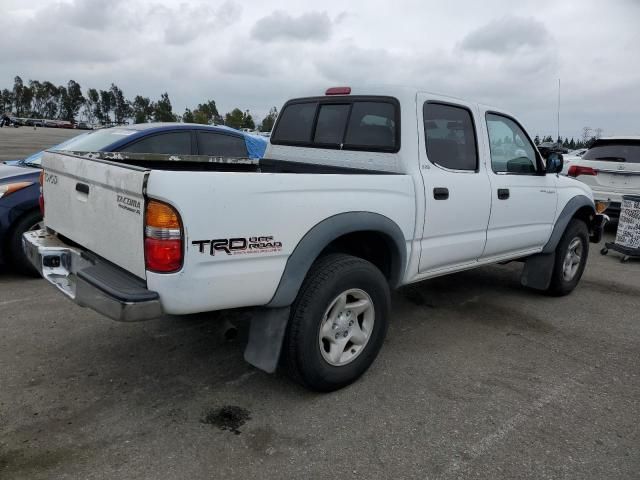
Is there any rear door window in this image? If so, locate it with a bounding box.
[121,131,192,155]
[197,132,247,157]
[271,97,399,152]
[424,103,478,171]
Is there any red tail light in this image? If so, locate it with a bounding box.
[325,86,351,95]
[39,170,45,215]
[568,165,598,177]
[144,200,183,273]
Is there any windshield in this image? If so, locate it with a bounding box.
[582,141,640,163]
[22,128,136,166]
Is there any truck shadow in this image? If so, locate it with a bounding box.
[12,262,542,408]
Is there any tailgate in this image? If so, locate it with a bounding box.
[42,151,148,279]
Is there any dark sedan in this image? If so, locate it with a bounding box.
[0,123,267,275]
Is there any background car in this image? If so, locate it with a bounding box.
[0,123,268,275]
[565,137,640,218]
[561,149,587,175]
[539,141,569,154]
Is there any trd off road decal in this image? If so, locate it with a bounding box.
[192,236,283,256]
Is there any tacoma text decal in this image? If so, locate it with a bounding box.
[117,194,141,215]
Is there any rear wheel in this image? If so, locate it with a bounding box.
[282,254,390,392]
[8,210,42,277]
[546,219,589,296]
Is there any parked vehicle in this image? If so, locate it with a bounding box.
[569,148,588,157]
[3,123,267,275]
[0,164,42,273]
[24,119,45,127]
[24,86,607,391]
[565,137,640,217]
[539,141,569,154]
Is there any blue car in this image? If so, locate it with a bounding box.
[0,123,268,275]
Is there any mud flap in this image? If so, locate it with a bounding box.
[243,307,290,373]
[520,252,555,290]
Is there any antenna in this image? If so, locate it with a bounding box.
[557,78,561,142]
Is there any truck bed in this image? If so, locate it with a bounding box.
[40,150,416,313]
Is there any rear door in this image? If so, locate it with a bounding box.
[417,95,492,272]
[577,139,640,199]
[42,151,148,278]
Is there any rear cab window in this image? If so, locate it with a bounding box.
[271,96,400,152]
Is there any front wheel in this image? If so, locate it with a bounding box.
[282,254,390,392]
[546,219,589,296]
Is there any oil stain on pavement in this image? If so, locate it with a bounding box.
[201,406,251,435]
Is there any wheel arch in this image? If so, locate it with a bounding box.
[3,205,41,249]
[523,195,594,291]
[267,212,407,308]
[542,195,595,254]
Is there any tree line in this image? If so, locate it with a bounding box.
[0,76,278,132]
[533,126,604,150]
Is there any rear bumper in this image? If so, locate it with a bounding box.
[23,229,162,322]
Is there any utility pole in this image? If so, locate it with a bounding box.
[557,78,561,142]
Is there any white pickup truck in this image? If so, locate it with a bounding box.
[24,86,607,391]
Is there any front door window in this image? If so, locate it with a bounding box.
[486,113,538,175]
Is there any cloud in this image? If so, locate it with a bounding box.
[1,1,639,137]
[45,0,129,31]
[160,1,242,46]
[460,16,551,54]
[251,11,332,43]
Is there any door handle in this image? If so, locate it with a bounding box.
[75,182,90,195]
[433,187,449,200]
[497,188,509,200]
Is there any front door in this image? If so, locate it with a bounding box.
[480,111,558,260]
[418,96,492,272]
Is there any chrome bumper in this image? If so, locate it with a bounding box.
[23,229,162,322]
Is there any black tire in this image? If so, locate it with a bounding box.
[7,210,42,277]
[546,219,589,296]
[282,254,390,392]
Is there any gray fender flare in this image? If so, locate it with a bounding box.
[522,195,595,290]
[542,195,595,254]
[267,212,407,308]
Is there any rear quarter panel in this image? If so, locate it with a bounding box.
[145,171,415,314]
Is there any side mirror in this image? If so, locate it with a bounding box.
[545,152,564,174]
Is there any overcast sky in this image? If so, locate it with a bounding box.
[1,0,638,138]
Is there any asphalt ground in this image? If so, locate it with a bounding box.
[0,130,638,479]
[0,127,84,162]
[0,232,638,479]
